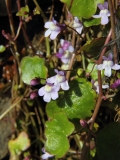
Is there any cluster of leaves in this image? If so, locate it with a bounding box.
[2,0,120,160]
[19,0,120,159]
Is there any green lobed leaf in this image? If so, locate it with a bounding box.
[64,0,104,19]
[46,78,96,119]
[80,37,106,58]
[8,132,30,156]
[96,122,120,160]
[16,5,29,18]
[83,18,101,27]
[21,56,48,84]
[45,112,74,158]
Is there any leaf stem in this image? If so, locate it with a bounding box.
[108,0,118,63]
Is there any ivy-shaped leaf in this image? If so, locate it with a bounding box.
[8,132,30,156]
[61,0,104,19]
[46,78,96,119]
[45,112,74,158]
[16,5,29,18]
[21,56,48,84]
[96,122,120,160]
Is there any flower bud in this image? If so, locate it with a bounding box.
[30,91,38,99]
[110,79,120,89]
[80,119,88,127]
[30,78,40,86]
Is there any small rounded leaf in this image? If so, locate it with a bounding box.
[0,45,5,52]
[45,112,74,158]
[21,56,48,84]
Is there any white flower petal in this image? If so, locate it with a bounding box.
[47,76,56,83]
[51,91,59,100]
[112,64,120,70]
[53,85,60,92]
[61,81,69,90]
[38,87,45,96]
[96,86,99,93]
[43,93,51,102]
[101,15,109,25]
[106,11,110,17]
[60,39,64,46]
[45,29,52,37]
[50,31,60,40]
[104,66,111,77]
[96,64,105,70]
[74,17,79,22]
[61,57,69,64]
[102,84,109,89]
[92,15,101,18]
[76,27,83,34]
[44,22,53,28]
[68,46,74,52]
[41,153,53,159]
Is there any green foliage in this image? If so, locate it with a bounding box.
[96,122,120,160]
[46,78,96,119]
[0,45,5,52]
[8,132,30,156]
[21,56,48,84]
[16,5,29,18]
[33,7,40,15]
[83,18,101,27]
[86,63,98,80]
[45,112,74,158]
[80,37,106,58]
[61,0,104,19]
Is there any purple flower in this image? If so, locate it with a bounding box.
[92,2,110,25]
[110,79,120,89]
[92,80,109,93]
[38,82,60,102]
[47,69,69,90]
[96,53,120,77]
[60,39,74,52]
[73,17,83,34]
[41,148,54,160]
[44,18,65,40]
[56,48,72,64]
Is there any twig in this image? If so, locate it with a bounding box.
[81,29,112,160]
[66,34,85,80]
[108,0,118,63]
[68,0,74,11]
[66,24,84,40]
[32,0,47,23]
[16,0,36,55]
